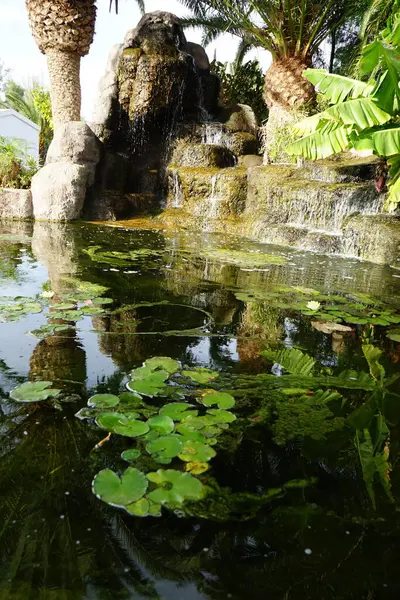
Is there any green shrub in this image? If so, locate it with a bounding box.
[0,137,38,189]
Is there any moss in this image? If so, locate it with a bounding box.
[122,48,143,57]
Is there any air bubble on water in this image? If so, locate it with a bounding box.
[60,515,65,520]
[203,547,209,552]
[304,548,312,555]
[23,431,28,436]
[76,540,80,545]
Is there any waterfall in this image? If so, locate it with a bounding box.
[208,175,220,218]
[171,170,184,208]
[201,123,226,146]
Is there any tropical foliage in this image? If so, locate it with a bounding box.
[0,136,38,189]
[287,3,400,210]
[211,59,268,122]
[0,80,53,162]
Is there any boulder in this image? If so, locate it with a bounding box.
[228,132,259,156]
[0,188,33,219]
[219,104,258,134]
[187,42,210,71]
[171,142,236,168]
[31,163,92,221]
[46,122,102,175]
[238,154,263,168]
[123,11,187,53]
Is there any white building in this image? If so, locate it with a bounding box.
[0,109,40,163]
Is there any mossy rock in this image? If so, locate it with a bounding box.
[171,143,236,169]
[218,104,258,134]
[228,132,259,157]
[342,215,400,266]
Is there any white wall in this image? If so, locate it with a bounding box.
[0,109,40,163]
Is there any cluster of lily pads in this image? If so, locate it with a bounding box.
[76,357,237,517]
[0,280,114,339]
[235,286,400,336]
[200,248,288,267]
[83,246,162,267]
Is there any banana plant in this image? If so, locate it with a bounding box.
[287,2,400,211]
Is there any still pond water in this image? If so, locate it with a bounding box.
[0,220,400,600]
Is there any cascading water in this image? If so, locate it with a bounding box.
[171,170,184,208]
[208,175,220,218]
[201,123,226,146]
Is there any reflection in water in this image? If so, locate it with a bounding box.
[0,221,400,599]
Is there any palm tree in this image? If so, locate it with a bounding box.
[179,1,362,114]
[25,1,146,128]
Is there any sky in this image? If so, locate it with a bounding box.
[0,0,271,120]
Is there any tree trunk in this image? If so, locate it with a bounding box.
[263,57,315,163]
[46,50,81,127]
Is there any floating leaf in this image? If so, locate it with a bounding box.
[145,356,180,374]
[88,394,120,408]
[147,415,175,435]
[121,449,142,463]
[96,413,149,437]
[175,426,207,443]
[179,440,216,463]
[92,297,113,305]
[146,435,183,460]
[159,402,197,420]
[52,303,76,311]
[206,409,237,423]
[125,497,150,516]
[93,467,148,507]
[147,469,204,504]
[10,381,61,403]
[127,378,167,397]
[118,391,143,407]
[200,391,235,409]
[185,462,210,475]
[182,368,219,384]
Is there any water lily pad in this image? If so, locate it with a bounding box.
[127,378,167,397]
[93,467,148,507]
[200,391,235,409]
[387,332,400,342]
[147,469,204,504]
[147,415,175,435]
[182,368,219,384]
[10,381,62,403]
[125,497,150,516]
[159,402,197,420]
[118,391,143,407]
[88,394,120,408]
[121,449,142,463]
[146,435,183,460]
[179,440,216,463]
[75,407,98,420]
[185,462,210,475]
[92,297,113,305]
[206,409,237,423]
[96,412,149,437]
[52,303,76,311]
[145,356,180,374]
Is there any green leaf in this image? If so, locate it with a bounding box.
[96,413,149,437]
[263,348,316,377]
[125,497,150,516]
[146,435,184,460]
[362,344,385,382]
[145,356,180,374]
[10,381,61,403]
[200,391,235,409]
[93,467,148,507]
[147,469,204,504]
[121,449,141,463]
[88,394,120,408]
[178,440,216,463]
[127,378,167,397]
[147,415,175,435]
[92,297,113,305]
[182,368,219,384]
[206,409,237,423]
[303,69,374,103]
[159,402,197,420]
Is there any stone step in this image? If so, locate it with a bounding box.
[342,214,400,267]
[247,166,383,231]
[303,155,381,184]
[242,223,342,255]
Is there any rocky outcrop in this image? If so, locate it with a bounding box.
[171,142,236,168]
[219,104,258,135]
[31,122,102,221]
[0,189,33,219]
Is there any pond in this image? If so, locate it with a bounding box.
[0,220,399,600]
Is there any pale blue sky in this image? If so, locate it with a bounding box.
[0,0,271,119]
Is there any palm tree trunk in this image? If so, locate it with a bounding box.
[46,50,81,127]
[263,56,315,163]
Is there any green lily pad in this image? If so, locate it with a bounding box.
[121,449,142,463]
[178,440,216,463]
[130,366,153,380]
[127,378,168,397]
[175,426,207,443]
[125,497,150,516]
[96,412,149,437]
[159,402,197,421]
[93,467,148,507]
[147,415,175,435]
[92,297,113,305]
[387,332,400,342]
[75,407,98,420]
[182,368,219,384]
[147,469,204,504]
[88,394,120,408]
[10,381,62,403]
[206,409,237,423]
[118,391,143,407]
[146,435,183,460]
[200,391,235,409]
[145,356,180,374]
[52,303,76,311]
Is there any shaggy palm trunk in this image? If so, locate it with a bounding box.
[263,56,315,163]
[25,0,96,128]
[46,51,81,126]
